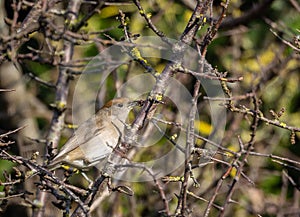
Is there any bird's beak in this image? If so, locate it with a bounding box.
[130,99,145,107]
[130,99,166,107]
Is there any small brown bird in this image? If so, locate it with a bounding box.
[48,98,140,170]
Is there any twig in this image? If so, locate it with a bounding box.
[0,89,15,92]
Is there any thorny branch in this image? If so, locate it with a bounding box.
[0,0,299,217]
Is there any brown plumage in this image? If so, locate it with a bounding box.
[48,98,139,169]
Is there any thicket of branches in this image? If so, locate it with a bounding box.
[0,0,299,216]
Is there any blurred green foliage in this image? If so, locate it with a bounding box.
[1,0,299,216]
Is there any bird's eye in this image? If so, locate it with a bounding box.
[117,103,123,108]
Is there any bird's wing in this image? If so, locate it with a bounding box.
[51,115,108,162]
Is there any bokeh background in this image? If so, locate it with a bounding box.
[0,0,299,216]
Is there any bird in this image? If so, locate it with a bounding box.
[48,97,141,170]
